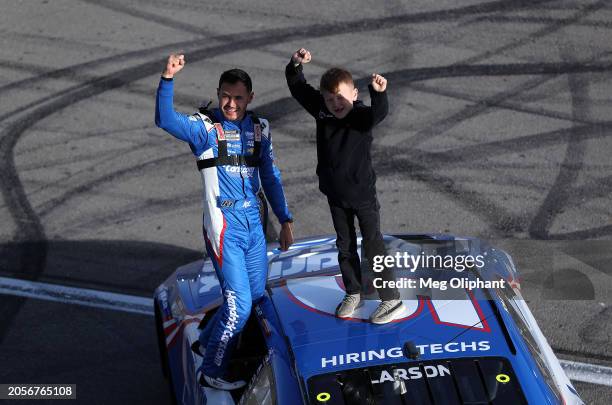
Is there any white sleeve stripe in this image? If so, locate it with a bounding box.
[259,118,270,140]
[193,112,215,133]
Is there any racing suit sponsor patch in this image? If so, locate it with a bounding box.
[214,290,239,367]
[223,129,240,141]
[220,199,234,208]
[224,165,255,177]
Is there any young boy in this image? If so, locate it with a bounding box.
[285,48,404,324]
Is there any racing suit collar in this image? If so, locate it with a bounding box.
[213,108,251,129]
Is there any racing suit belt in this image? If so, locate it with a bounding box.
[216,196,259,210]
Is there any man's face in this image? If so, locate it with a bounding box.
[217,81,253,121]
[322,81,358,119]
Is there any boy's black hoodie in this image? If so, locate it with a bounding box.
[285,62,388,207]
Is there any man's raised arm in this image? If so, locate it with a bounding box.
[155,54,207,149]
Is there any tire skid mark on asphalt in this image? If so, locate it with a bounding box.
[271,58,612,143]
[20,142,142,174]
[400,75,571,150]
[565,174,612,204]
[427,53,612,81]
[15,124,156,159]
[56,189,202,237]
[407,81,601,126]
[472,15,612,29]
[372,127,612,239]
[0,59,59,76]
[0,132,163,212]
[35,149,186,218]
[0,28,121,54]
[431,160,612,171]
[0,67,175,123]
[76,0,213,36]
[579,306,610,347]
[376,154,526,235]
[394,59,612,149]
[56,171,319,237]
[503,0,612,12]
[421,122,612,165]
[548,225,612,239]
[528,59,593,239]
[0,149,142,212]
[459,0,608,67]
[554,346,612,364]
[392,0,608,152]
[0,39,200,96]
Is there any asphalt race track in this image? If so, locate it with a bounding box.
[1,0,611,403]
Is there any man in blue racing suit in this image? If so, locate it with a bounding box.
[156,54,294,390]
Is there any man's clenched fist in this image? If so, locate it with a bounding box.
[291,48,311,65]
[371,73,387,92]
[162,53,185,79]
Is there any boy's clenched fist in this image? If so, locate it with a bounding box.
[291,48,312,65]
[371,73,387,92]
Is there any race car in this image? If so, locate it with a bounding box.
[154,233,584,404]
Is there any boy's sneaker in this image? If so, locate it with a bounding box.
[369,299,405,324]
[199,373,246,391]
[335,293,361,318]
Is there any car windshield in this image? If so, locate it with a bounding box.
[307,357,526,405]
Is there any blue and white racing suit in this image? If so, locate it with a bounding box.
[155,77,292,378]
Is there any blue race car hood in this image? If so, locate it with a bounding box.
[265,235,516,380]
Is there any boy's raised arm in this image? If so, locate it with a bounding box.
[285,48,321,118]
[368,73,389,127]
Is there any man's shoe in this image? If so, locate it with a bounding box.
[199,373,246,391]
[369,299,405,324]
[335,293,361,318]
[191,341,205,357]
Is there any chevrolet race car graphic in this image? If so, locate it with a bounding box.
[154,234,584,404]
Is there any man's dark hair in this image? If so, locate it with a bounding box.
[320,67,353,93]
[218,68,253,93]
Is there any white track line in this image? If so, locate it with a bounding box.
[560,360,612,387]
[0,276,153,315]
[1,276,611,388]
